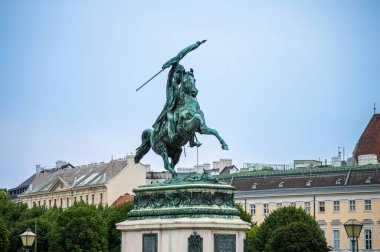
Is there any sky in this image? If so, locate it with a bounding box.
[0,0,379,189]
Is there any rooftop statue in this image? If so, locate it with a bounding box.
[134,41,228,178]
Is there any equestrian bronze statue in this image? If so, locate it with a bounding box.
[134,41,228,178]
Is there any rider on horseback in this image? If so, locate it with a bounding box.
[135,41,228,177]
[152,62,182,141]
[152,63,202,147]
[152,41,205,147]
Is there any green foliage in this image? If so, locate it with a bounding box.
[107,201,134,252]
[246,225,258,252]
[0,193,28,227]
[235,203,253,224]
[268,222,329,252]
[0,217,9,251]
[49,202,108,252]
[253,206,329,252]
[0,195,135,251]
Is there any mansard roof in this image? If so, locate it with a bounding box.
[218,164,380,192]
[24,159,128,194]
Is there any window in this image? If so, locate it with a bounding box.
[74,197,77,203]
[349,200,356,211]
[333,201,340,212]
[365,200,371,211]
[319,201,325,213]
[335,178,343,185]
[86,195,88,203]
[54,199,56,207]
[49,200,51,208]
[60,198,63,207]
[92,194,95,205]
[43,200,46,206]
[276,203,282,209]
[100,193,103,204]
[250,204,256,215]
[38,201,40,207]
[67,198,69,207]
[365,229,372,249]
[304,202,311,214]
[333,230,340,250]
[80,196,83,202]
[263,204,269,214]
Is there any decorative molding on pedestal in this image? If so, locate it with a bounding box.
[128,175,240,220]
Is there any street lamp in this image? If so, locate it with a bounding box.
[20,228,36,252]
[343,219,363,252]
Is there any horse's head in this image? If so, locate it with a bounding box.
[182,69,198,97]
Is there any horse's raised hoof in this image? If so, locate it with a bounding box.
[222,143,229,150]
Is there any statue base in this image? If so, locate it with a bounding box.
[117,217,248,252]
[116,174,250,252]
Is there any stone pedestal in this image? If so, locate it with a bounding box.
[117,217,248,252]
[116,174,250,252]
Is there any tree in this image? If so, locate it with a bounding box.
[49,203,108,252]
[246,225,258,252]
[268,222,329,252]
[235,203,254,224]
[0,192,28,227]
[106,201,134,252]
[0,217,9,251]
[253,206,329,252]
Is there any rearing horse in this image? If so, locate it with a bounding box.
[134,70,228,178]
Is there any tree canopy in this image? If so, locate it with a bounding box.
[49,203,108,252]
[0,217,9,251]
[252,206,329,252]
[0,194,133,252]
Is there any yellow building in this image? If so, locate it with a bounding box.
[220,164,380,251]
[17,155,146,208]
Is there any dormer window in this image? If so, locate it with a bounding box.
[251,183,258,190]
[306,180,312,187]
[366,177,372,184]
[335,178,343,185]
[278,182,285,188]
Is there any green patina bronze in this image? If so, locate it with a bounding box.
[127,171,240,220]
[188,231,203,252]
[134,41,229,178]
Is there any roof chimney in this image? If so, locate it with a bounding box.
[36,165,43,173]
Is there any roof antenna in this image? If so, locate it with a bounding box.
[374,102,377,115]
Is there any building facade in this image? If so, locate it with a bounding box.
[17,155,146,208]
[146,171,172,184]
[220,164,380,251]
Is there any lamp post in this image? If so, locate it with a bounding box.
[343,219,363,252]
[20,228,36,252]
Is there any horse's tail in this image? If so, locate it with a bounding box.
[134,129,153,164]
